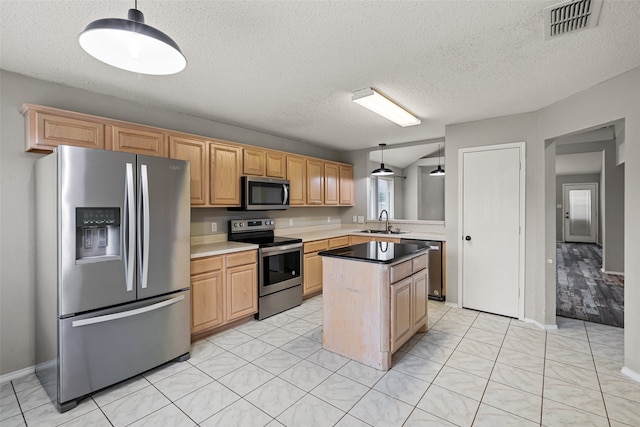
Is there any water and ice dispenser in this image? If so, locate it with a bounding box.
[75,208,121,263]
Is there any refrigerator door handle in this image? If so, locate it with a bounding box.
[138,164,151,289]
[71,295,185,327]
[124,163,135,292]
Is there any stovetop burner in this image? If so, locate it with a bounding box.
[228,218,302,248]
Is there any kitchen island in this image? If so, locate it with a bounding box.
[319,242,429,370]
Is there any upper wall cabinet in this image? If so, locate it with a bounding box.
[324,161,339,205]
[339,164,354,206]
[169,134,208,205]
[21,104,353,208]
[265,151,287,178]
[209,141,241,206]
[243,148,265,176]
[21,104,105,152]
[306,158,324,205]
[287,155,307,206]
[111,124,167,157]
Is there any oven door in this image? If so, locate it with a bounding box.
[259,243,302,296]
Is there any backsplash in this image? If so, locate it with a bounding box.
[191,207,344,237]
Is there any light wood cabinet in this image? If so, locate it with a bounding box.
[209,142,242,206]
[191,270,224,333]
[21,105,106,152]
[412,269,428,330]
[112,125,167,157]
[324,162,339,205]
[21,104,354,208]
[226,263,258,321]
[265,151,286,178]
[169,135,208,205]
[303,252,324,296]
[303,237,351,297]
[306,158,324,205]
[322,250,428,370]
[190,250,257,335]
[243,148,265,176]
[287,155,307,205]
[390,253,429,353]
[391,277,413,351]
[339,164,354,206]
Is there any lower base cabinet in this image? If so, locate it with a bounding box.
[190,250,257,334]
[391,268,428,352]
[302,236,350,297]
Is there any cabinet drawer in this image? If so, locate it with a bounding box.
[304,240,328,253]
[412,254,428,272]
[329,236,350,249]
[191,256,223,276]
[226,250,257,268]
[390,260,412,283]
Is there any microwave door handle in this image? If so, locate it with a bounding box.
[283,184,289,205]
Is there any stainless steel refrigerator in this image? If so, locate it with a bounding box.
[35,145,191,412]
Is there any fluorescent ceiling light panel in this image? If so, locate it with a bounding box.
[352,88,421,127]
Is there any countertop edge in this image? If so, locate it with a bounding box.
[319,243,429,265]
[191,242,259,259]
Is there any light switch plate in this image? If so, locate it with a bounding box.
[357,216,365,223]
[352,215,358,223]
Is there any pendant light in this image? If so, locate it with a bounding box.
[79,0,187,75]
[430,143,445,176]
[371,144,394,176]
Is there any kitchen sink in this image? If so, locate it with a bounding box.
[358,229,409,234]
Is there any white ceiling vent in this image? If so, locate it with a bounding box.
[544,0,603,39]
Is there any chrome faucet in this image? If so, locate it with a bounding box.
[378,209,391,233]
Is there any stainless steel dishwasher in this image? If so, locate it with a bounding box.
[400,239,444,300]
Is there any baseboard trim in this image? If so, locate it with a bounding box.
[0,365,35,384]
[523,318,558,330]
[445,301,461,309]
[621,367,640,383]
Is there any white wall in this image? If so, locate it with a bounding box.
[0,70,344,375]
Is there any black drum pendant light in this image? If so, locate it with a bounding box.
[371,143,394,176]
[79,0,187,75]
[430,143,445,176]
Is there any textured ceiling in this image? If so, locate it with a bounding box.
[1,1,639,152]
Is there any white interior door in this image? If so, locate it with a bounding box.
[563,183,598,243]
[460,143,524,318]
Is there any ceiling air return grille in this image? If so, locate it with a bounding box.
[544,0,603,39]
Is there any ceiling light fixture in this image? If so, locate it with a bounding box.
[79,0,187,75]
[430,143,445,176]
[371,143,394,176]
[352,88,421,127]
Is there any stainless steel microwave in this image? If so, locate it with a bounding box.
[239,176,290,210]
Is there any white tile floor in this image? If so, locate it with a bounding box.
[2,297,640,427]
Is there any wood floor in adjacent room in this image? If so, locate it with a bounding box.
[556,242,624,328]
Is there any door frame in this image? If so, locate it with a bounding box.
[562,183,599,243]
[457,142,526,320]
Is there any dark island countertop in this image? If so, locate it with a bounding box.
[319,241,430,264]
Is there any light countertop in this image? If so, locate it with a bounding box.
[285,228,446,243]
[191,241,258,259]
[190,227,446,259]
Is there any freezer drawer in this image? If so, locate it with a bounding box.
[58,291,190,405]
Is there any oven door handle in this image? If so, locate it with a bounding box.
[261,243,302,255]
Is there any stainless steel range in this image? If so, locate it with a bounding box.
[228,219,303,320]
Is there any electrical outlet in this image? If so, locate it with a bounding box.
[289,219,293,226]
[327,216,331,223]
[352,215,358,223]
[210,222,217,232]
[358,216,365,224]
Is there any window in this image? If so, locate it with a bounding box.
[370,176,394,219]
